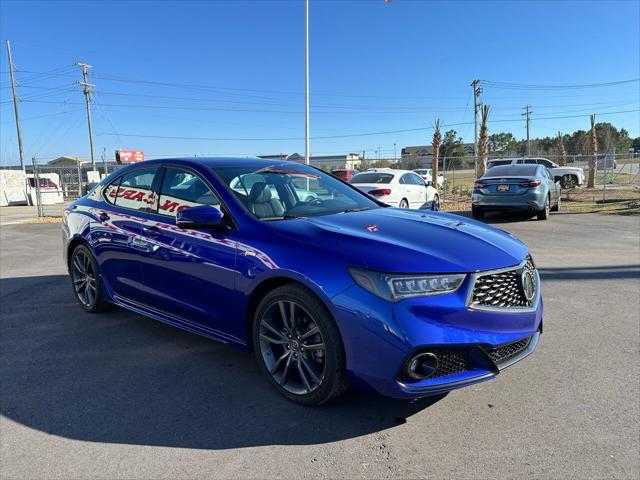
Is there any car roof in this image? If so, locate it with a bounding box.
[489,157,553,163]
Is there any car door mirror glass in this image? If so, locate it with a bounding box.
[176,205,224,229]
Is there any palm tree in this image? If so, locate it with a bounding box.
[557,131,566,166]
[477,105,490,178]
[431,119,441,187]
[587,114,597,188]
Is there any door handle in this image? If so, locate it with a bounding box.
[143,225,161,238]
[98,211,110,222]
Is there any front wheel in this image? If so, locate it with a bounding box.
[253,285,347,406]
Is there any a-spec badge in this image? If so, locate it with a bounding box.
[366,224,378,232]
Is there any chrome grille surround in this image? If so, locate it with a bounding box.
[465,256,540,313]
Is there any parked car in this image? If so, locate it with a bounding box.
[349,169,440,210]
[472,164,561,220]
[414,168,445,187]
[596,154,617,170]
[487,158,584,188]
[330,169,358,182]
[230,173,317,203]
[64,157,541,405]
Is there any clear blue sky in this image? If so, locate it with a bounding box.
[1,0,639,165]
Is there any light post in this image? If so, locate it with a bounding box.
[304,0,310,167]
[394,143,397,163]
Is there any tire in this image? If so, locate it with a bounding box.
[551,194,560,212]
[471,205,484,219]
[560,175,577,189]
[431,194,440,211]
[252,284,347,406]
[399,198,409,209]
[537,196,550,220]
[69,245,110,313]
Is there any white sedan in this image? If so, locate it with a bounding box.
[349,168,440,210]
[415,168,446,187]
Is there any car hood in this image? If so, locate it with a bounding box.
[269,208,528,273]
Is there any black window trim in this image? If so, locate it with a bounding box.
[101,165,162,213]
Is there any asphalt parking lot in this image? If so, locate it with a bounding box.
[1,211,638,479]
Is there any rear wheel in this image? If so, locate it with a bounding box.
[471,205,484,219]
[431,194,440,211]
[70,245,110,313]
[537,196,550,220]
[253,285,346,406]
[399,198,409,209]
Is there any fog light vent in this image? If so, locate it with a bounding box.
[407,352,439,380]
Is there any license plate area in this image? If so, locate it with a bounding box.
[497,184,510,192]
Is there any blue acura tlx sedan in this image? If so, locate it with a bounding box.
[63,157,542,405]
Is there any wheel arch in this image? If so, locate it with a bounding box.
[243,274,341,353]
[66,235,90,273]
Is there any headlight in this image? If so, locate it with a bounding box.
[348,268,466,302]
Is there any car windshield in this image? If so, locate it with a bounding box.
[214,163,381,220]
[350,172,394,184]
[485,165,538,177]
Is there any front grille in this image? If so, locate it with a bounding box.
[429,350,471,379]
[471,256,537,309]
[486,336,531,364]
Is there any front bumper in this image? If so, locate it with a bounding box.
[331,271,543,399]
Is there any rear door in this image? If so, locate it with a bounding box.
[136,166,240,337]
[92,166,160,304]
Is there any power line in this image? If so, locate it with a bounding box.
[481,78,640,90]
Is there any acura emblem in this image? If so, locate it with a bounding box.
[520,270,536,302]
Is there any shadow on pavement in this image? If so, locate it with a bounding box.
[0,275,443,450]
[538,264,640,280]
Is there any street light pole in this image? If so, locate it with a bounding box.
[304,0,310,166]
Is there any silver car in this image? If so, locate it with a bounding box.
[472,164,561,220]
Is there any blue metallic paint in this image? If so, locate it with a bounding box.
[63,157,542,399]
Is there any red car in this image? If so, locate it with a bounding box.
[331,169,358,181]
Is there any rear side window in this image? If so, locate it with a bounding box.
[105,168,159,212]
[158,168,221,217]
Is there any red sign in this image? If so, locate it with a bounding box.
[116,150,144,164]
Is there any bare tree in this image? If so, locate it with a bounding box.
[557,131,566,166]
[477,105,490,178]
[431,119,441,187]
[587,114,597,188]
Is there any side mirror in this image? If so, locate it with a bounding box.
[425,180,433,187]
[176,205,224,229]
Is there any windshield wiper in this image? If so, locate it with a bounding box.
[342,207,372,213]
[283,214,306,220]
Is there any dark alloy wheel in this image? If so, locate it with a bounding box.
[70,245,110,313]
[431,194,440,211]
[399,199,409,209]
[253,285,346,405]
[560,174,577,189]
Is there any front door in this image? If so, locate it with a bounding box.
[136,166,240,340]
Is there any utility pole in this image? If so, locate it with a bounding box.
[471,80,482,176]
[394,143,397,163]
[522,105,532,157]
[101,147,108,177]
[304,0,310,166]
[6,41,25,170]
[77,63,96,171]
